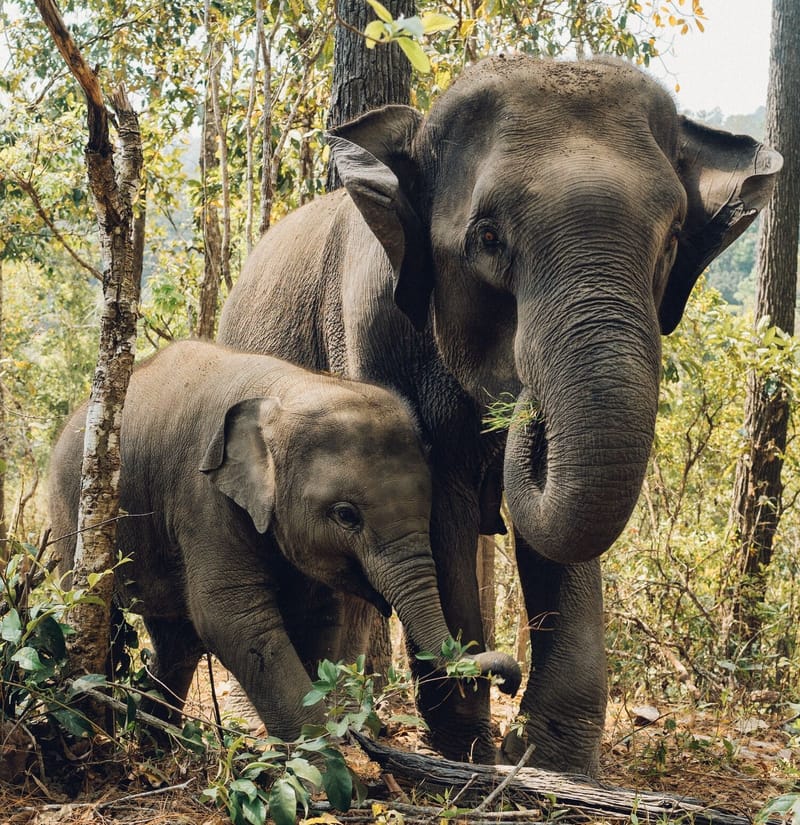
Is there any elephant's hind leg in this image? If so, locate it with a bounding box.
[142,616,205,724]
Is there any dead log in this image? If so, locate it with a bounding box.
[350,731,752,825]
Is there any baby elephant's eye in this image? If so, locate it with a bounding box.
[329,502,363,531]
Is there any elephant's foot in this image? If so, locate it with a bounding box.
[222,679,264,732]
[416,678,498,764]
[426,723,497,764]
[499,711,602,776]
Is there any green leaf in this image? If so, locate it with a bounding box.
[68,673,108,698]
[230,779,259,800]
[268,778,297,825]
[242,792,268,825]
[318,659,338,684]
[31,614,67,660]
[396,36,430,73]
[323,752,353,811]
[49,707,93,738]
[421,12,456,33]
[11,645,48,672]
[1,609,22,644]
[414,650,436,661]
[286,757,323,791]
[302,686,327,706]
[365,0,393,23]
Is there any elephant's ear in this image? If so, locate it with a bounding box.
[660,116,783,334]
[199,398,280,534]
[326,105,433,331]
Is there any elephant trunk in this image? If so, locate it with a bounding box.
[504,285,662,564]
[365,535,521,695]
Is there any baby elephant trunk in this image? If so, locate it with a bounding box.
[366,535,522,695]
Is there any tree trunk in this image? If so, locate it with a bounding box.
[325,0,414,190]
[0,259,6,557]
[197,1,225,339]
[477,535,496,649]
[326,0,414,672]
[34,1,143,706]
[730,0,799,645]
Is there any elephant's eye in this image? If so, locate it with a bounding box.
[479,224,502,251]
[329,502,363,531]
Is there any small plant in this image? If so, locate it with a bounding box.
[0,537,108,740]
[201,727,354,825]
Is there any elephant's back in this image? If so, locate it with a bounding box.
[218,191,349,367]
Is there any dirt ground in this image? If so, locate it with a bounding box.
[2,654,798,824]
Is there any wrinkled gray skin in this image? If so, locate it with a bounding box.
[48,341,520,742]
[218,56,782,770]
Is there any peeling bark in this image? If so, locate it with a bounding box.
[34,0,143,695]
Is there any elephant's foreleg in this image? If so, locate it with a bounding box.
[502,535,607,776]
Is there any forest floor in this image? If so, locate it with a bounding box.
[2,657,798,825]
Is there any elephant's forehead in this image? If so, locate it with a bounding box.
[287,399,421,458]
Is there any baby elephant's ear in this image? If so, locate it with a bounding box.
[200,397,281,534]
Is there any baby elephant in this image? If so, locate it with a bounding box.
[48,340,520,745]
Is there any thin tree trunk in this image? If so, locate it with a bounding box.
[34,1,143,700]
[258,3,283,234]
[245,0,263,253]
[730,0,800,645]
[299,107,315,206]
[326,0,414,190]
[326,0,414,671]
[197,3,224,340]
[0,259,6,557]
[477,535,496,649]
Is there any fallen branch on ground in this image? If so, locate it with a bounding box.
[349,731,751,825]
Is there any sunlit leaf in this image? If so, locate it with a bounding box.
[396,37,431,74]
[365,0,393,23]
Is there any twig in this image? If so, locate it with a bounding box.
[97,779,196,810]
[17,779,196,813]
[10,173,103,281]
[44,511,154,547]
[206,652,225,746]
[471,743,534,813]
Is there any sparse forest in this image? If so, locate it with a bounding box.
[1,1,799,823]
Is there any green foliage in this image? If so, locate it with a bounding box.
[200,727,356,825]
[0,538,106,739]
[756,793,800,825]
[364,0,456,73]
[606,281,800,701]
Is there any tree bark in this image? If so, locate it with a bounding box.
[326,0,414,671]
[326,0,414,190]
[34,0,143,704]
[477,536,496,649]
[0,259,6,556]
[351,732,752,825]
[730,0,800,644]
[197,1,225,340]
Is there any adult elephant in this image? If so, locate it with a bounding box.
[219,55,781,772]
